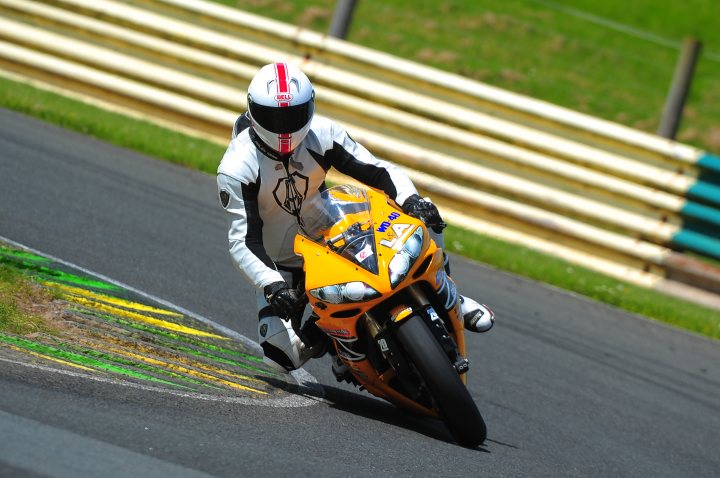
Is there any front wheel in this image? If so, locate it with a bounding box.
[395,316,487,447]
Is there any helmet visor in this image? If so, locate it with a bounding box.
[249,100,314,134]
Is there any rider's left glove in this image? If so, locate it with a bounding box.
[402,194,447,233]
[264,281,304,321]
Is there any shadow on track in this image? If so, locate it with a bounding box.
[263,375,490,451]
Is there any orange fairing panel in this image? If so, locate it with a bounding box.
[294,185,468,405]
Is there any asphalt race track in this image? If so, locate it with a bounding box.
[1,108,719,477]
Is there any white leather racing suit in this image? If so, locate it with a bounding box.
[217,114,420,371]
[218,114,494,372]
[217,114,418,290]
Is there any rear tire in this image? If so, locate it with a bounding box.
[395,316,487,447]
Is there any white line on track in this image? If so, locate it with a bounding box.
[0,235,323,407]
[0,356,321,407]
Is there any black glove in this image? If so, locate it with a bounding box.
[402,194,447,233]
[264,281,305,321]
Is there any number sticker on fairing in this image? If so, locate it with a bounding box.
[379,223,411,249]
[376,211,401,233]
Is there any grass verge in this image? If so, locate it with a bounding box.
[1,75,719,339]
[0,76,222,175]
[445,227,720,338]
[0,261,59,336]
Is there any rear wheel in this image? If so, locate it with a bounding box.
[395,315,486,447]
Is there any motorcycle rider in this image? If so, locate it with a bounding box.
[217,62,493,374]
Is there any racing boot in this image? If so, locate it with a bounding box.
[258,316,325,372]
[430,225,495,334]
[442,252,494,333]
[459,296,495,333]
[329,350,357,384]
[330,354,350,382]
[298,313,330,359]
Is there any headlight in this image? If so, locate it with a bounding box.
[389,227,424,288]
[309,281,381,304]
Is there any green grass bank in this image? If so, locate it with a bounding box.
[215,0,720,154]
[1,76,719,339]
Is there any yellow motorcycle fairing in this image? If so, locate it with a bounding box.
[294,186,467,416]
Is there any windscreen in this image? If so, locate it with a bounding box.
[299,185,378,274]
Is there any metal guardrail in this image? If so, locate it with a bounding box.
[1,0,719,308]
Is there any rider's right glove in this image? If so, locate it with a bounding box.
[264,281,304,321]
[402,194,447,233]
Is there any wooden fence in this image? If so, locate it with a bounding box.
[1,0,719,308]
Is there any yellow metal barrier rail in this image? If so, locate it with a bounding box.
[1,0,719,309]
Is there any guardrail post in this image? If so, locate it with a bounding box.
[328,0,358,39]
[658,37,702,140]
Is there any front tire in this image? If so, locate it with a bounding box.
[395,316,487,447]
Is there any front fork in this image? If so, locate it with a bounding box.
[366,284,469,376]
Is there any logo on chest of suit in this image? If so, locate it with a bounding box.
[274,159,304,171]
[273,171,309,217]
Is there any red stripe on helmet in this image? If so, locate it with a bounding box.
[274,63,292,153]
[278,133,292,153]
[274,63,290,107]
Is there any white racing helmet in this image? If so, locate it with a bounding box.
[247,62,315,154]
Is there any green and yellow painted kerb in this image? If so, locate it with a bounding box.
[0,244,287,398]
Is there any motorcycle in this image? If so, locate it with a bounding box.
[294,184,486,447]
